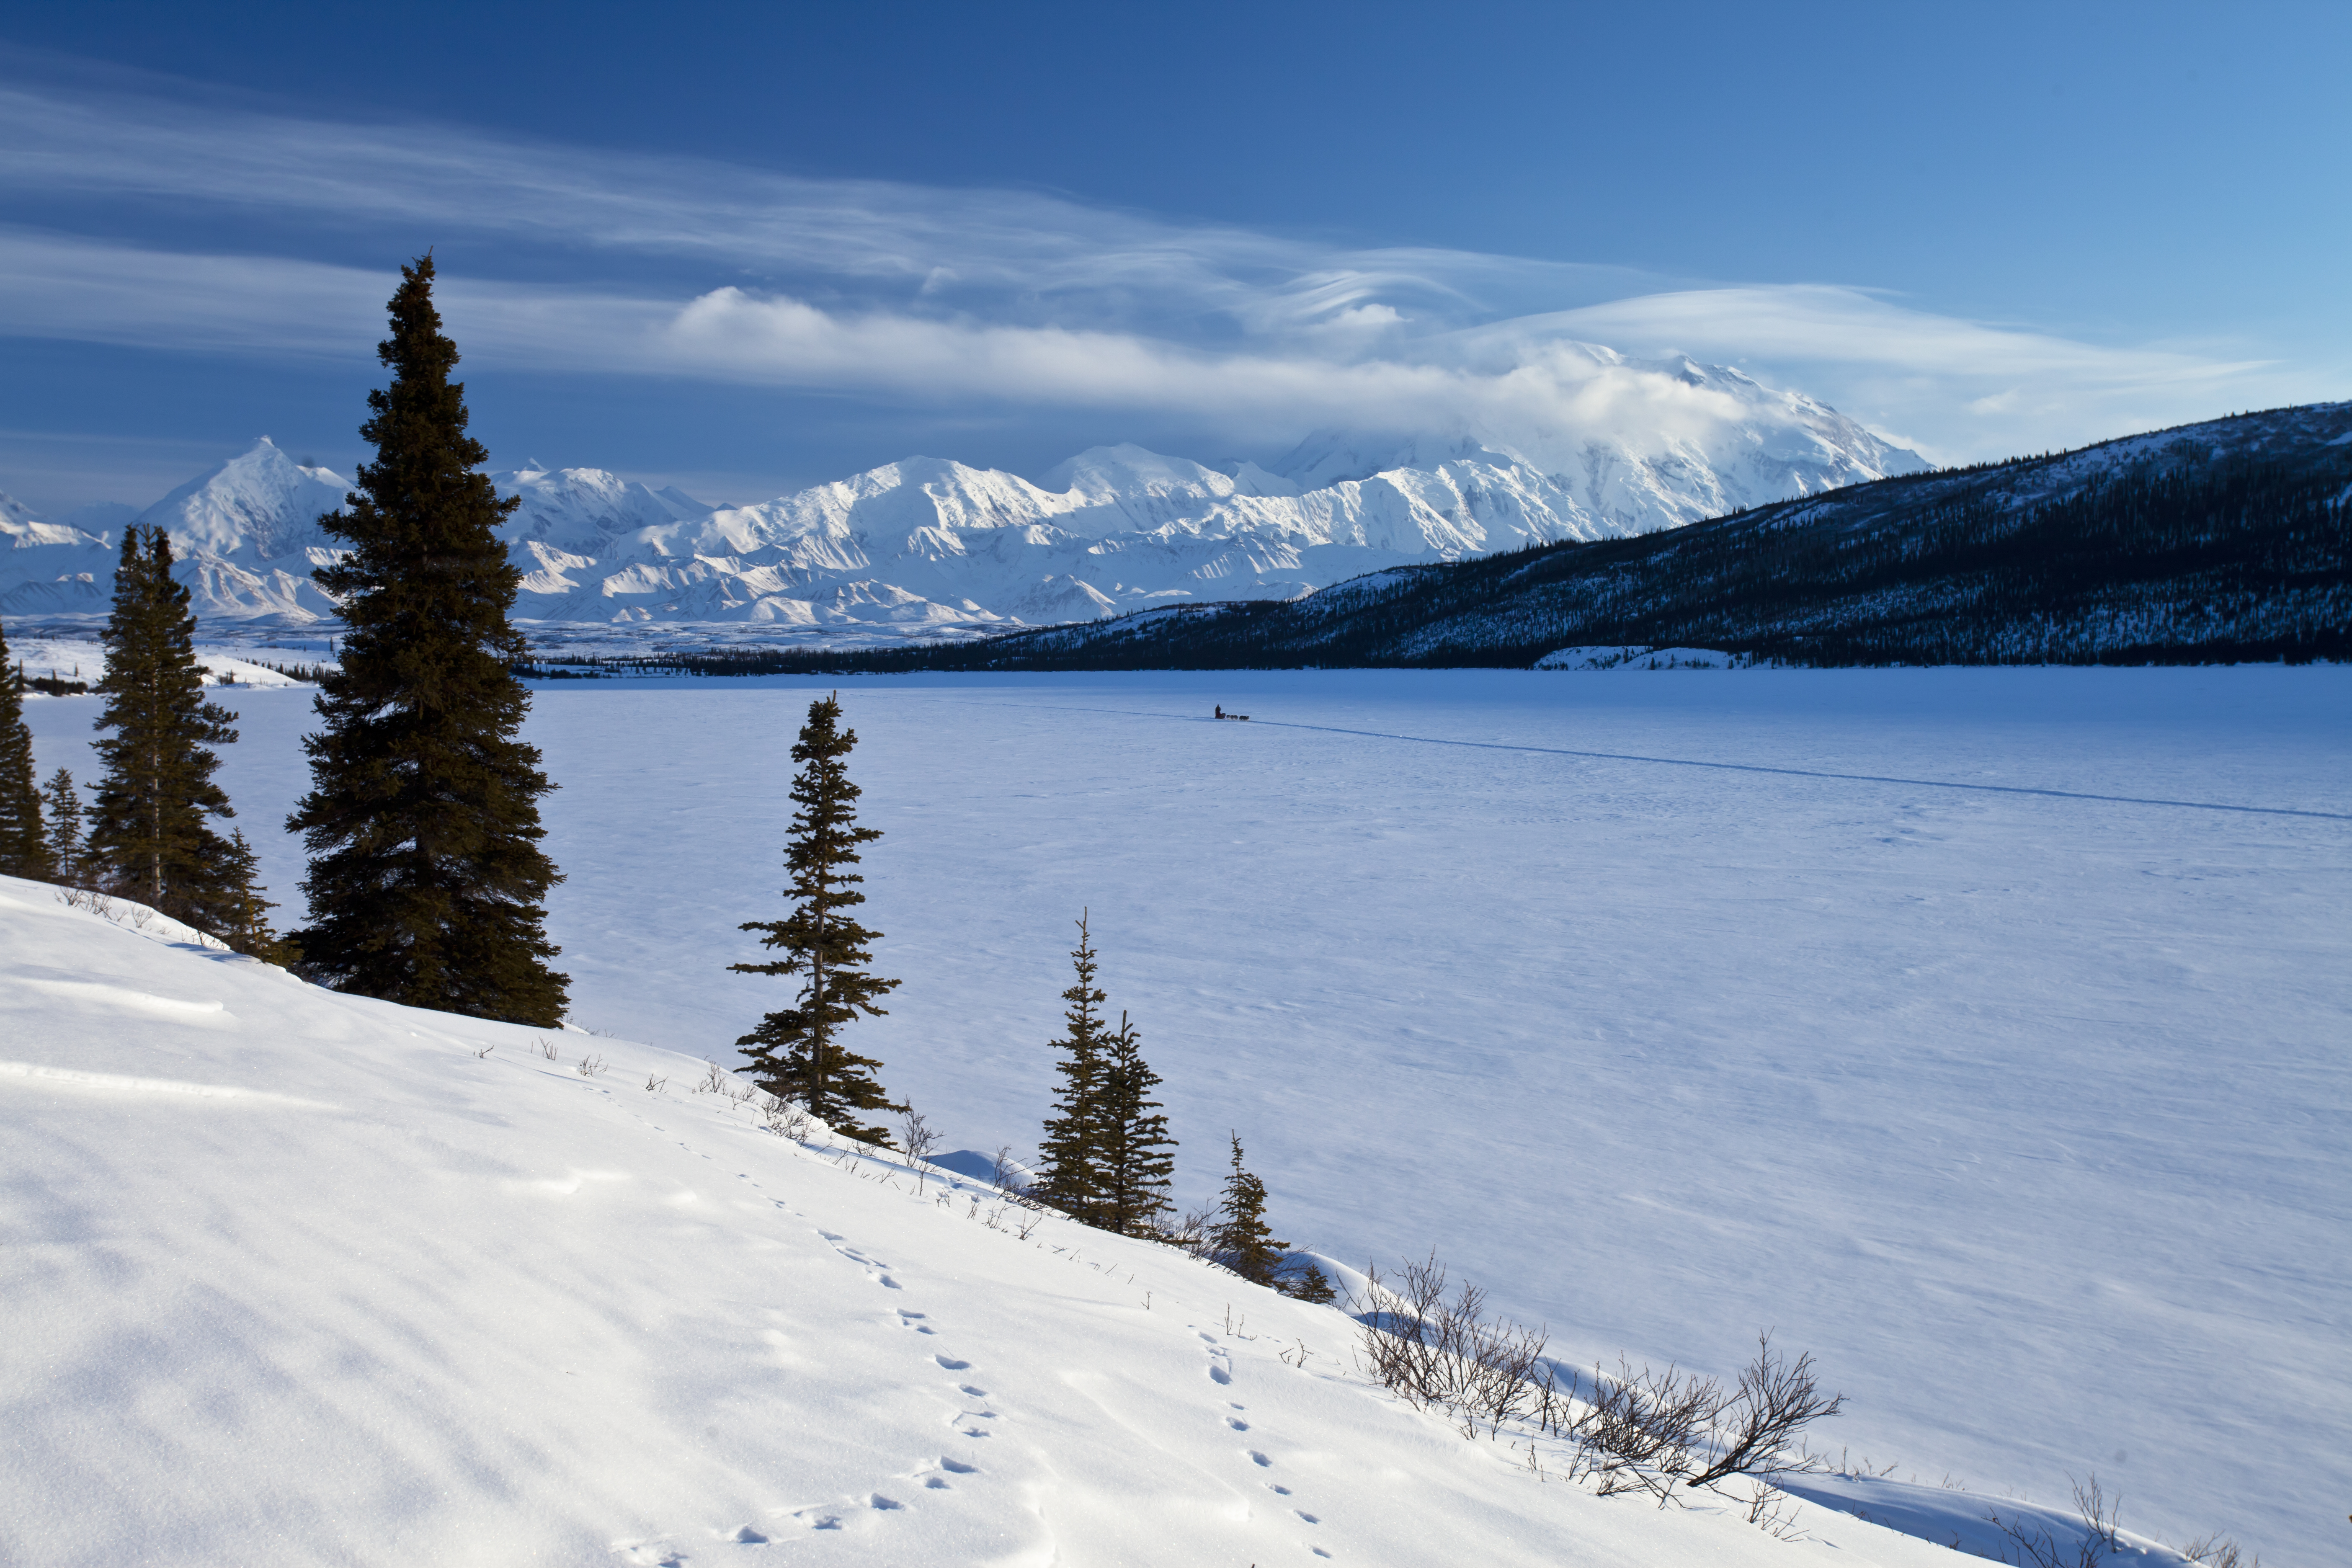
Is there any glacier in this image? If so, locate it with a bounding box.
[0,350,1923,640]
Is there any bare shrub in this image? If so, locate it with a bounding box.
[1567,1356,1722,1498]
[898,1108,941,1192]
[535,1035,562,1061]
[1355,1253,1564,1439]
[575,1054,607,1078]
[1681,1333,1844,1490]
[756,1092,812,1141]
[1742,1480,1806,1539]
[1355,1254,1843,1506]
[2179,1534,2257,1568]
[990,1144,1039,1205]
[1985,1474,2125,1568]
[472,1043,495,1060]
[643,1073,666,1092]
[695,1058,727,1094]
[1161,1207,1212,1254]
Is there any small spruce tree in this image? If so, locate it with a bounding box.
[86,527,242,917]
[1209,1132,1334,1301]
[1094,1006,1177,1237]
[0,616,54,881]
[214,829,295,965]
[286,253,568,1025]
[42,768,83,885]
[1209,1131,1287,1285]
[733,693,903,1144]
[1036,910,1112,1222]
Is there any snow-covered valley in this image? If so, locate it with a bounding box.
[10,665,2343,1563]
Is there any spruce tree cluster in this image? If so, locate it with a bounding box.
[80,526,279,942]
[1209,1132,1335,1302]
[1034,915,1176,1237]
[287,253,567,1024]
[732,693,903,1144]
[0,615,54,881]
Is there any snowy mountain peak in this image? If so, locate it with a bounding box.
[492,464,710,553]
[1271,428,1517,488]
[136,437,352,561]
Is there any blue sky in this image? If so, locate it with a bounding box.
[1,0,2345,513]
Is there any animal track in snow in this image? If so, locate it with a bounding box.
[1245,1450,1271,1467]
[1225,1416,1249,1431]
[895,1310,935,1334]
[932,1354,970,1370]
[1267,1483,1292,1496]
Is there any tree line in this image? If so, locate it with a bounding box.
[729,689,1333,1301]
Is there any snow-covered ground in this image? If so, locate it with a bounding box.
[15,667,2346,1563]
[7,633,319,690]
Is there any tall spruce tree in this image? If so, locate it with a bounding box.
[86,526,242,919]
[1036,910,1112,1222]
[1094,1006,1177,1237]
[287,253,567,1025]
[732,693,903,1143]
[0,614,54,881]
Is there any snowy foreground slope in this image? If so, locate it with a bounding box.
[15,668,2345,1563]
[0,881,2011,1568]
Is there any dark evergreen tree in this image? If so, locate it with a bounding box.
[214,829,295,965]
[86,526,241,917]
[1209,1132,1286,1284]
[732,693,903,1143]
[286,253,568,1025]
[0,615,53,881]
[1209,1132,1333,1301]
[1094,1006,1177,1237]
[1036,910,1112,1222]
[42,768,83,885]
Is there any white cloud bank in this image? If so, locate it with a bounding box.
[0,76,2334,464]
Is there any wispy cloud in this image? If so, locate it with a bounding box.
[0,73,2328,465]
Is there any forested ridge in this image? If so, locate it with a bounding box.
[600,401,2349,674]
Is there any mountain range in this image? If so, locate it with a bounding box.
[0,351,1921,634]
[810,402,2347,671]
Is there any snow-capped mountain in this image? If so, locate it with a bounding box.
[0,352,1926,634]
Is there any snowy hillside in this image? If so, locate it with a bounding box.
[0,351,1923,637]
[2,875,2047,1568]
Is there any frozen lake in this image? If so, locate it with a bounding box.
[23,664,2349,1561]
